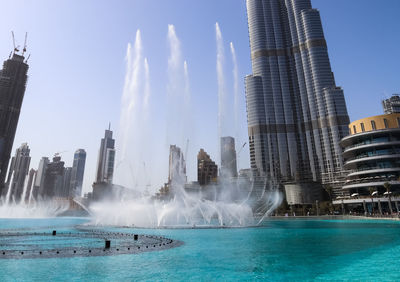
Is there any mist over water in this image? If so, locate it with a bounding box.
[0,197,69,218]
[90,192,255,228]
[0,170,70,218]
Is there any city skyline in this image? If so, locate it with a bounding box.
[0,0,399,194]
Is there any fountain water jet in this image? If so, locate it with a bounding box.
[4,172,14,205]
[115,29,153,190]
[166,24,191,149]
[216,22,227,150]
[230,42,240,143]
[20,174,29,203]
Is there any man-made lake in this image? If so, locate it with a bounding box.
[0,217,399,281]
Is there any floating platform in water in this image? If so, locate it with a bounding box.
[0,229,183,259]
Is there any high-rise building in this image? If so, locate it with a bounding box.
[5,143,31,201]
[382,95,400,114]
[35,157,49,198]
[42,155,65,198]
[71,149,86,197]
[197,149,218,185]
[0,51,29,195]
[95,126,115,184]
[220,137,238,178]
[168,145,186,185]
[245,0,349,203]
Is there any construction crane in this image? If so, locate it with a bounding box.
[22,32,28,56]
[24,54,31,64]
[232,142,247,170]
[54,150,68,158]
[237,142,247,156]
[11,31,19,53]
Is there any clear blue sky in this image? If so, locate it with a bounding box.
[0,0,399,194]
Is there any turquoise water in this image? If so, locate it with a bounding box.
[1,218,400,281]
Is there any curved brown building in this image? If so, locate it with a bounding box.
[339,113,400,214]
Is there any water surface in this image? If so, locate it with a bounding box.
[0,218,399,281]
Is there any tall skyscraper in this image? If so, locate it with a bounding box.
[5,143,31,201]
[70,149,86,197]
[220,137,238,178]
[245,0,349,203]
[0,51,29,195]
[95,126,115,184]
[42,155,65,198]
[197,149,218,185]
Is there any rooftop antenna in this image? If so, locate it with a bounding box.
[22,32,28,56]
[54,150,68,158]
[108,122,111,130]
[11,31,19,53]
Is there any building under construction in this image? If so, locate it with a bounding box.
[0,33,30,195]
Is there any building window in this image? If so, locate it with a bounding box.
[371,120,376,130]
[360,123,365,132]
[384,118,389,129]
[353,125,357,134]
[397,117,400,128]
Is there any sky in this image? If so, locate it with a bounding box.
[0,0,399,194]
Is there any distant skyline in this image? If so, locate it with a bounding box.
[0,0,399,194]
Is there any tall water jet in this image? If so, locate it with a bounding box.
[216,23,237,167]
[230,42,239,144]
[216,22,226,150]
[183,60,191,128]
[115,29,152,190]
[166,24,190,150]
[4,172,14,205]
[20,175,29,204]
[166,25,196,185]
[28,179,35,204]
[143,58,150,113]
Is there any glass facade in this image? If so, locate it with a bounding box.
[71,149,86,197]
[245,0,349,190]
[95,129,115,184]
